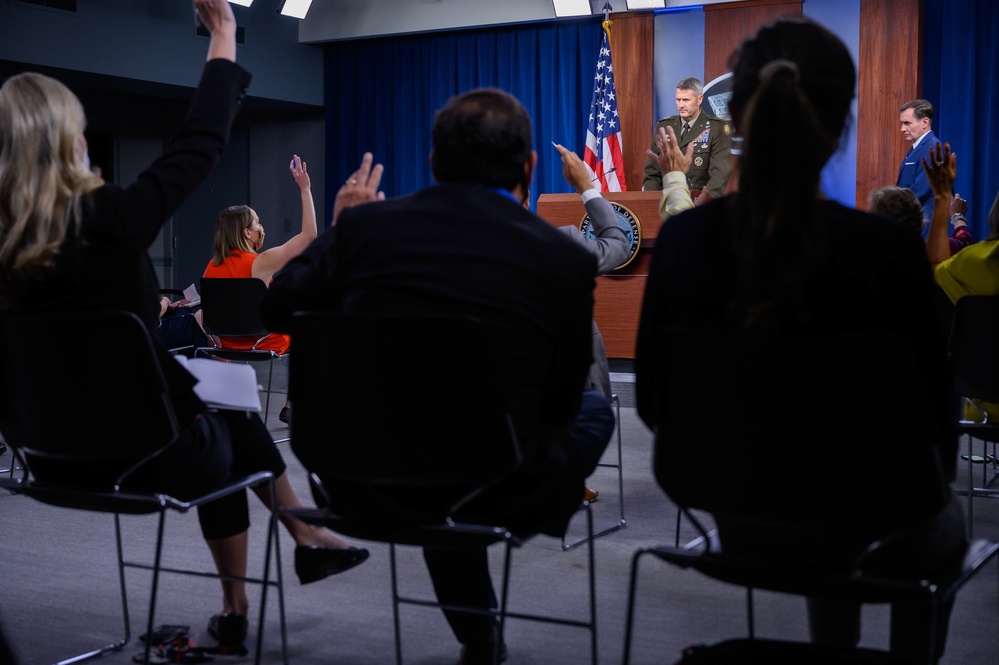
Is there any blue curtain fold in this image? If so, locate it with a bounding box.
[923,0,999,241]
[323,19,603,225]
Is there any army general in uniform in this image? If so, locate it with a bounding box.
[642,77,732,202]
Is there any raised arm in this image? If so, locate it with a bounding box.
[195,0,237,62]
[922,142,957,268]
[251,154,318,283]
[553,143,629,273]
[647,125,694,221]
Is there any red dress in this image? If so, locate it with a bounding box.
[203,249,291,353]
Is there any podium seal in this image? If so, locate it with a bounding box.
[579,201,642,270]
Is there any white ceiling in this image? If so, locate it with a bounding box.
[297,0,748,44]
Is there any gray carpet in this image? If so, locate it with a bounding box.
[1,369,997,665]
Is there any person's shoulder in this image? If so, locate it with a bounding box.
[657,115,680,125]
[822,201,921,245]
[704,115,732,134]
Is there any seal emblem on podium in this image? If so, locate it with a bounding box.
[579,201,642,270]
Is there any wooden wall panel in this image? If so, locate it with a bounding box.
[856,0,923,209]
[704,0,802,83]
[607,12,654,193]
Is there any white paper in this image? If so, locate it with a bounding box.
[174,355,262,412]
[181,283,201,308]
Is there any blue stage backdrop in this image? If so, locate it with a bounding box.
[924,0,999,242]
[323,18,603,225]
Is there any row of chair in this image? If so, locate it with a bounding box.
[2,303,998,665]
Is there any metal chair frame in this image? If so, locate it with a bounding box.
[282,311,599,665]
[562,392,626,551]
[0,310,287,665]
[197,277,285,422]
[947,294,999,535]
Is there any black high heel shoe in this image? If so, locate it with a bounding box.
[294,545,370,584]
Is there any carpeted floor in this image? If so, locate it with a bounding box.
[1,367,997,665]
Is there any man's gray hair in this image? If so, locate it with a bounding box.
[676,77,704,95]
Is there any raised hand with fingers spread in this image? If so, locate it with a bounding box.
[333,152,386,225]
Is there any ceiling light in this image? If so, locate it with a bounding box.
[553,0,592,17]
[626,0,666,8]
[278,0,313,19]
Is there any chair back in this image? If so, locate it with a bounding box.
[200,277,270,338]
[288,312,522,523]
[0,309,179,483]
[650,326,950,535]
[948,294,999,402]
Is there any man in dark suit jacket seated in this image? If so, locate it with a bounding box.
[261,88,614,665]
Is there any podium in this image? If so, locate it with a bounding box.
[537,190,683,360]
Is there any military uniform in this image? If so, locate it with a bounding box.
[642,111,732,198]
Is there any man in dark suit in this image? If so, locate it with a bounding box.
[897,98,941,228]
[261,88,614,665]
[642,76,732,202]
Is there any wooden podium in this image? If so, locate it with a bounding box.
[537,190,668,360]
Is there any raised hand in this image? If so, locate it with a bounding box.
[646,125,693,176]
[332,152,386,225]
[553,142,594,193]
[289,154,311,191]
[921,141,956,199]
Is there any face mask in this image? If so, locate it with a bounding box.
[81,151,91,171]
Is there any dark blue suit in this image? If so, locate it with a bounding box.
[897,130,939,228]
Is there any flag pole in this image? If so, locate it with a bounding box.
[601,3,613,51]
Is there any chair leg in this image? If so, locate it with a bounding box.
[622,548,649,665]
[49,515,131,665]
[136,512,169,665]
[254,477,288,665]
[263,357,274,423]
[561,394,626,551]
[585,503,598,665]
[113,514,132,650]
[390,544,404,665]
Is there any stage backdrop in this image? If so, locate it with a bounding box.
[923,0,999,243]
[323,18,607,223]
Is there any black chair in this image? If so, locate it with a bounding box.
[623,326,999,665]
[0,310,287,665]
[948,294,999,534]
[198,277,285,422]
[281,312,598,665]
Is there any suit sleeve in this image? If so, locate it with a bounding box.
[261,224,341,332]
[112,59,251,250]
[581,196,630,273]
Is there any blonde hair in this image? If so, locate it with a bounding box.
[0,72,104,304]
[210,204,258,265]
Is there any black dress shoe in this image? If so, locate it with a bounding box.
[279,405,291,424]
[294,545,370,584]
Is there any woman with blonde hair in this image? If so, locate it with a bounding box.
[0,0,366,652]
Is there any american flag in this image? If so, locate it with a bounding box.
[584,21,627,192]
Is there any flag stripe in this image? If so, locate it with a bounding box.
[583,21,627,193]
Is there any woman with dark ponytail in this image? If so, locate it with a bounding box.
[635,17,966,663]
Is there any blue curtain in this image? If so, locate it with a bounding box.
[923,0,999,241]
[323,18,603,226]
